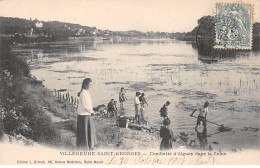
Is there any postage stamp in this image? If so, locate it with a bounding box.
[214,3,253,50]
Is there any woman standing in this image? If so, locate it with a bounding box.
[76,78,97,149]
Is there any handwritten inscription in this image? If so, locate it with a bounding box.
[106,154,215,165]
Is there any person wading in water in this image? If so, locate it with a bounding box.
[159,101,170,118]
[76,78,97,150]
[195,101,209,129]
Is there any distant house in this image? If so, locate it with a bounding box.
[79,28,85,34]
[76,28,86,36]
[35,21,43,28]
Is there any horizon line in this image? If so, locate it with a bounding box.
[0,15,193,33]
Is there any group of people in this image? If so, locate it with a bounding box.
[159,100,209,150]
[75,78,210,151]
[104,88,127,118]
[106,87,128,118]
[106,87,148,121]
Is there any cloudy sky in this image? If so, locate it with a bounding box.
[0,0,259,32]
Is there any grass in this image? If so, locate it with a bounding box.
[94,117,122,149]
[0,40,77,147]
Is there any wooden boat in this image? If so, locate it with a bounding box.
[198,55,219,62]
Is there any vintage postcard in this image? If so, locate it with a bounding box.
[0,0,259,166]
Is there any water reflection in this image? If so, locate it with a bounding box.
[14,40,260,64]
[195,127,208,149]
[190,40,260,63]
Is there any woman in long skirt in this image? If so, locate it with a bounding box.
[76,78,97,149]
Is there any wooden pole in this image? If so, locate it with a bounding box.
[190,115,222,127]
[71,96,74,104]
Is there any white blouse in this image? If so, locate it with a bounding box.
[77,89,93,115]
[134,96,140,105]
[199,107,209,117]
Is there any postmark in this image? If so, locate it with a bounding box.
[195,16,216,58]
[214,3,253,50]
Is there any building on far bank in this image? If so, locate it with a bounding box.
[35,22,43,28]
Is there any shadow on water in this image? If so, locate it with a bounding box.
[190,41,260,64]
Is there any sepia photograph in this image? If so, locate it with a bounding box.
[0,0,259,166]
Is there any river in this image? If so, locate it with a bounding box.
[12,39,260,150]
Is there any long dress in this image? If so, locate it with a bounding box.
[76,89,97,149]
[160,126,174,150]
[76,115,97,149]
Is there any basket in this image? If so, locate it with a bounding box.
[118,117,129,128]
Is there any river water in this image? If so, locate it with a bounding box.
[12,39,260,149]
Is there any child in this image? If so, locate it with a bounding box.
[119,87,127,109]
[159,101,170,118]
[195,101,209,129]
[134,92,141,124]
[139,93,148,109]
[107,99,118,118]
[160,117,174,150]
[139,93,148,124]
[113,101,118,117]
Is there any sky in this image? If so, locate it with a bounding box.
[0,0,259,32]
